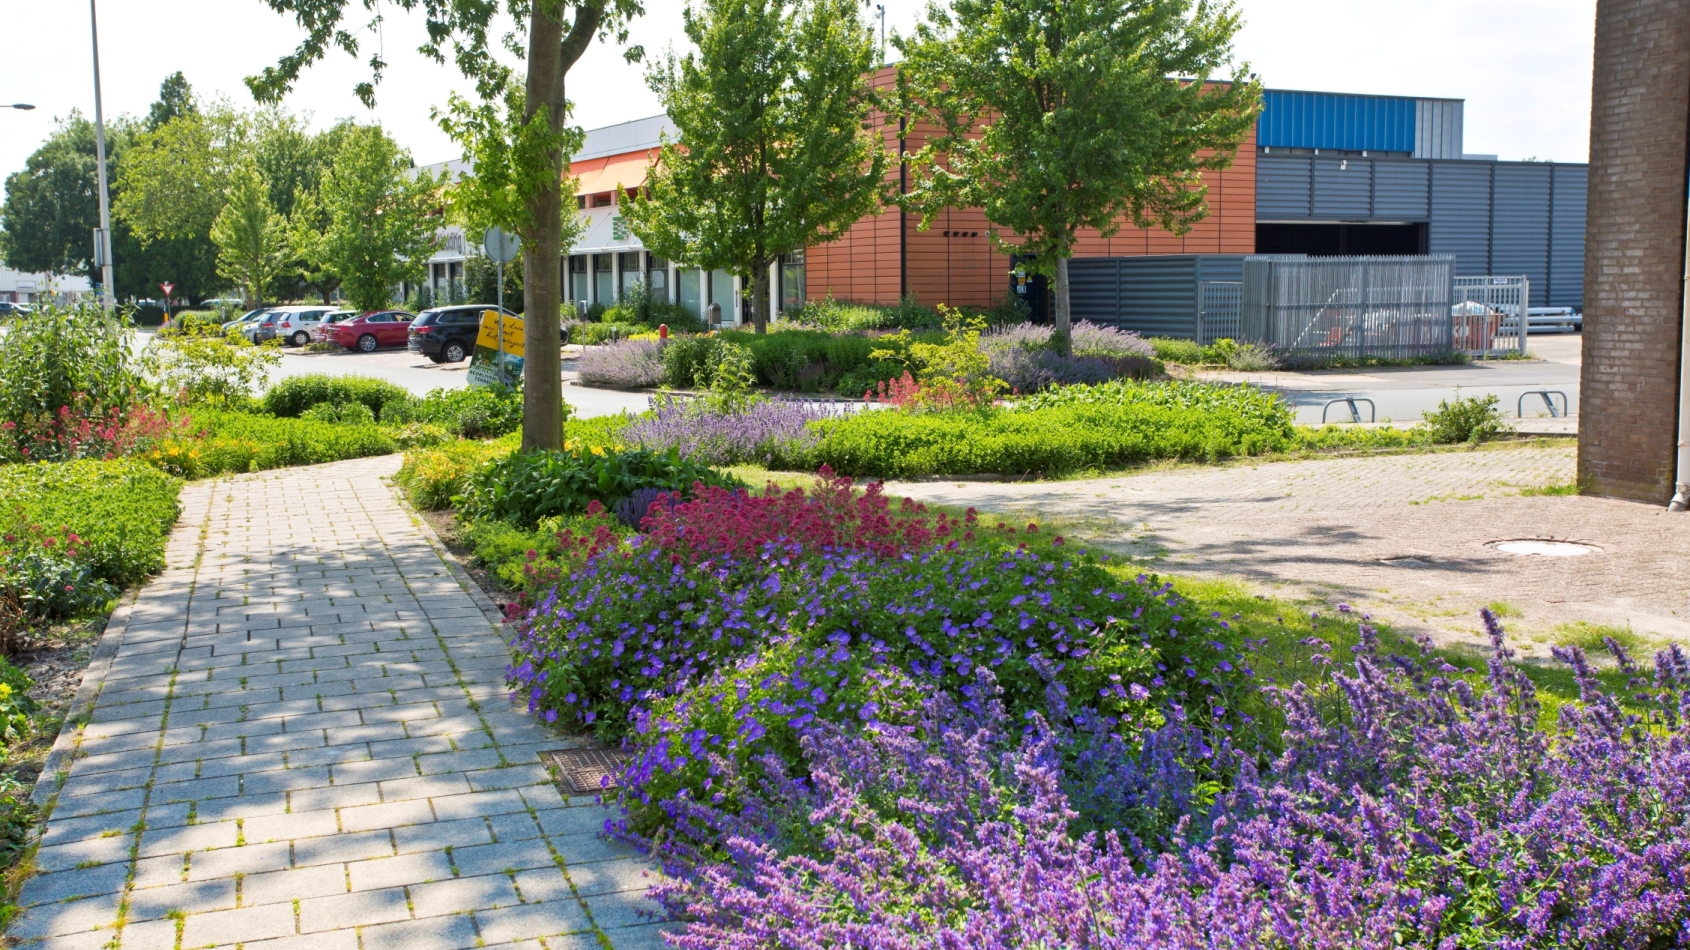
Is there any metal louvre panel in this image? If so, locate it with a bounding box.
[1067,259,1122,328]
[1312,157,1372,218]
[1550,164,1587,310]
[1242,255,1455,360]
[1490,164,1552,292]
[1428,163,1492,275]
[1258,91,1415,152]
[1413,100,1464,159]
[1117,257,1200,339]
[1257,155,1314,219]
[1372,161,1430,219]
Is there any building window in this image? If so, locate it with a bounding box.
[709,269,734,323]
[591,193,613,208]
[568,255,589,308]
[648,256,670,301]
[594,253,614,306]
[679,268,702,317]
[619,251,642,298]
[779,251,805,313]
[576,195,587,210]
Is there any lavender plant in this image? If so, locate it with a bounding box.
[578,339,667,389]
[640,613,1690,949]
[623,395,839,466]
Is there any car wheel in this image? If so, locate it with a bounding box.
[291,331,309,346]
[443,341,467,363]
[357,334,379,353]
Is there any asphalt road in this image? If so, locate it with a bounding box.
[1198,333,1582,425]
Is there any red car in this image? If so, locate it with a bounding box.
[325,310,416,352]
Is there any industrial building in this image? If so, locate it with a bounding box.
[487,76,1588,327]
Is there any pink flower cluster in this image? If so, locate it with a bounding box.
[640,466,978,561]
[2,395,177,463]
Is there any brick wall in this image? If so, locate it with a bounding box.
[805,68,1258,307]
[1578,0,1690,503]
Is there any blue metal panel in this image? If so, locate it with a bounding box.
[1428,163,1492,276]
[1549,164,1586,309]
[1258,90,1416,153]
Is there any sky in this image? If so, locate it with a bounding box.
[0,0,1597,185]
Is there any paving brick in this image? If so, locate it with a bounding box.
[298,885,411,932]
[127,877,238,921]
[15,864,131,907]
[178,901,299,946]
[241,862,350,908]
[473,902,593,945]
[407,872,522,916]
[347,850,453,891]
[339,798,436,833]
[357,913,480,950]
[449,839,557,879]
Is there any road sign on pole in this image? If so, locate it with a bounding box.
[160,282,175,321]
[483,228,521,386]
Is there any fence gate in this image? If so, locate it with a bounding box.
[1240,255,1456,362]
[1451,276,1529,357]
[1198,281,1242,344]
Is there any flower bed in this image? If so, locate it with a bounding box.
[623,396,839,466]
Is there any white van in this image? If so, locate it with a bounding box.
[259,306,337,346]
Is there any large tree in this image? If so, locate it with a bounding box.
[250,0,645,452]
[310,125,440,312]
[113,103,245,302]
[898,0,1260,353]
[623,0,887,333]
[0,113,112,281]
[212,162,292,309]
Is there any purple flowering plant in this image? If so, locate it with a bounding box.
[641,612,1690,949]
[506,498,1254,833]
[623,395,839,467]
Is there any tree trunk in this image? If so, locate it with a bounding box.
[750,258,772,334]
[520,1,604,452]
[1053,254,1072,357]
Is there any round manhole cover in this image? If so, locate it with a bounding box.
[1489,539,1599,557]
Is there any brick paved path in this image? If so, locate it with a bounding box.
[9,457,664,950]
[891,443,1690,651]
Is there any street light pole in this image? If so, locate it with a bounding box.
[89,0,115,311]
[1,104,37,110]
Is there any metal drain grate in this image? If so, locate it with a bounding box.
[543,748,626,795]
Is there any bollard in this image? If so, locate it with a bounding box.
[658,323,669,340]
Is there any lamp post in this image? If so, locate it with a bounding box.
[89,0,115,311]
[1,104,37,110]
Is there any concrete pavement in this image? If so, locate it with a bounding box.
[9,456,666,950]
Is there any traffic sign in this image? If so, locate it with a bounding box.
[160,282,174,297]
[483,227,520,264]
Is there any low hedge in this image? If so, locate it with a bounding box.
[0,459,182,587]
[147,410,438,478]
[261,374,415,421]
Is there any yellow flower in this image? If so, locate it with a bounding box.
[589,445,605,457]
[0,683,12,697]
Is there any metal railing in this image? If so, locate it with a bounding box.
[1198,281,1242,344]
[1452,276,1530,357]
[1240,256,1456,362]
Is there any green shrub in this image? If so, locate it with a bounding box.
[1149,337,1206,364]
[570,322,631,346]
[157,311,228,338]
[0,459,182,588]
[661,334,720,389]
[388,385,524,439]
[601,281,707,333]
[142,334,281,408]
[395,438,518,510]
[301,401,377,425]
[784,295,947,333]
[148,410,404,477]
[457,446,741,527]
[798,381,1296,478]
[1423,393,1508,444]
[261,374,415,421]
[0,305,150,461]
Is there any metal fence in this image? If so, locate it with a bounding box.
[1240,255,1456,361]
[1198,281,1242,344]
[1452,275,1529,357]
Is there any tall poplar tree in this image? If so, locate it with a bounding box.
[623,0,887,333]
[250,0,645,452]
[211,162,291,309]
[898,0,1260,353]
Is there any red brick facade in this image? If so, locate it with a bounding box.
[1577,0,1690,502]
[804,67,1259,308]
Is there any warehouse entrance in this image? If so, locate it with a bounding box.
[1256,222,1427,256]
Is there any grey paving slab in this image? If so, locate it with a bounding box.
[7,457,663,949]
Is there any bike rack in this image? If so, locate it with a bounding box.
[1517,390,1569,418]
[1322,397,1376,424]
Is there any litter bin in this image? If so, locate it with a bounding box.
[707,302,722,328]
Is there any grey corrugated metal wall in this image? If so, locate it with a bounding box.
[1255,154,1587,308]
[1068,256,1247,339]
[1413,100,1464,159]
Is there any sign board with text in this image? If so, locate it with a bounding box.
[465,310,524,388]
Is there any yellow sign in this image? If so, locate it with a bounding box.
[474,310,525,357]
[467,311,526,388]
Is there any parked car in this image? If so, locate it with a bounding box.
[258,305,338,346]
[0,301,33,319]
[222,310,271,338]
[324,310,416,352]
[408,305,518,364]
[311,310,360,343]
